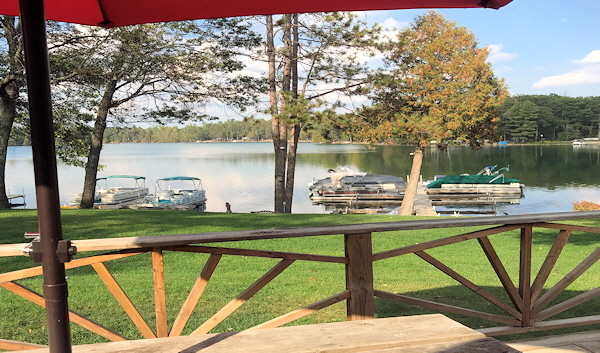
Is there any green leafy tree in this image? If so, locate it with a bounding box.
[348,11,507,215]
[50,20,264,208]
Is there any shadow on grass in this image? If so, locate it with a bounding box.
[374,284,600,341]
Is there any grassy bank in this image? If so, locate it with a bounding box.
[2,209,600,347]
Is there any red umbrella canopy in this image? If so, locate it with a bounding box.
[1,0,511,27]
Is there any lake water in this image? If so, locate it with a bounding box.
[6,142,600,215]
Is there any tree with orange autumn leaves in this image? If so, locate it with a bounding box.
[347,11,508,215]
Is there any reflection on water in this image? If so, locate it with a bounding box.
[6,142,600,215]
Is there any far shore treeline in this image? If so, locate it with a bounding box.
[99,91,600,144]
[101,94,600,144]
[8,94,600,146]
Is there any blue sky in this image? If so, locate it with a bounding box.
[360,0,600,98]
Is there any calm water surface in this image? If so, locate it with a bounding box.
[6,142,600,215]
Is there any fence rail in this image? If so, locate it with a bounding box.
[2,210,600,351]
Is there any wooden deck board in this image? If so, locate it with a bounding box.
[18,314,517,353]
[361,337,519,352]
[507,330,600,352]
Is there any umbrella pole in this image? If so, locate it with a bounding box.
[19,0,73,352]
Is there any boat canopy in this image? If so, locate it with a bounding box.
[97,175,145,180]
[159,176,201,181]
[427,175,520,188]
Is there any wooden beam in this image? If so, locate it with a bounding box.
[64,249,150,269]
[0,281,127,341]
[0,338,46,351]
[0,266,45,284]
[152,249,168,338]
[533,222,600,234]
[168,245,346,263]
[345,233,374,321]
[478,236,522,312]
[169,254,222,337]
[531,246,600,315]
[530,230,571,303]
[373,225,522,261]
[91,262,156,339]
[4,211,599,256]
[519,225,532,326]
[0,250,146,284]
[534,286,600,322]
[374,290,520,326]
[415,250,521,320]
[190,259,295,335]
[249,291,350,330]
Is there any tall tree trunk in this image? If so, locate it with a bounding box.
[285,123,300,213]
[0,91,17,208]
[0,16,22,209]
[79,80,116,209]
[398,144,424,216]
[267,14,301,213]
[284,14,300,214]
[266,15,287,213]
[273,121,288,214]
[277,15,293,213]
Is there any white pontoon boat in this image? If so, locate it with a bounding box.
[309,166,406,203]
[69,175,149,207]
[137,176,207,211]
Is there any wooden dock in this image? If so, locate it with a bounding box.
[414,183,438,216]
[8,194,25,208]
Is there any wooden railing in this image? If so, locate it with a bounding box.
[2,211,600,351]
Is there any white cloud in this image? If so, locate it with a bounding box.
[238,55,267,78]
[377,18,408,42]
[486,44,517,63]
[532,50,600,88]
[532,70,598,88]
[380,18,407,31]
[575,50,600,64]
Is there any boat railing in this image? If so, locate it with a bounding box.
[3,211,600,350]
[476,165,497,175]
[489,167,511,183]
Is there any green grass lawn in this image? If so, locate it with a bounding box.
[2,209,600,347]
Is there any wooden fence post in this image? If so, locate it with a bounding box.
[345,232,374,321]
[152,248,168,337]
[519,225,533,326]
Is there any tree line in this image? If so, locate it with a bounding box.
[92,118,351,143]
[79,94,600,145]
[10,93,600,146]
[499,94,600,142]
[103,120,272,143]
